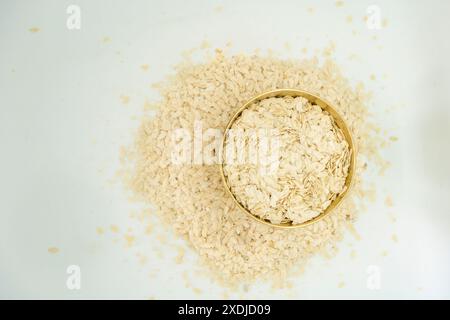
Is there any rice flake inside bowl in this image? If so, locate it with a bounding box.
[223,96,351,225]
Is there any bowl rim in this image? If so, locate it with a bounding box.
[219,88,357,229]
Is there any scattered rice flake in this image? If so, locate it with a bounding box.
[347,223,362,241]
[322,41,336,56]
[48,247,59,254]
[120,95,130,105]
[385,196,394,207]
[389,136,398,142]
[124,234,135,247]
[193,288,202,295]
[175,247,185,264]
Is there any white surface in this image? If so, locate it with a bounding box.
[1,0,449,299]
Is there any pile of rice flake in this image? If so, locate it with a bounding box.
[223,96,351,225]
[125,49,377,286]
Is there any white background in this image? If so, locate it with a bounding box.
[0,0,449,299]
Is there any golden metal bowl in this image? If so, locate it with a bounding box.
[220,89,356,229]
